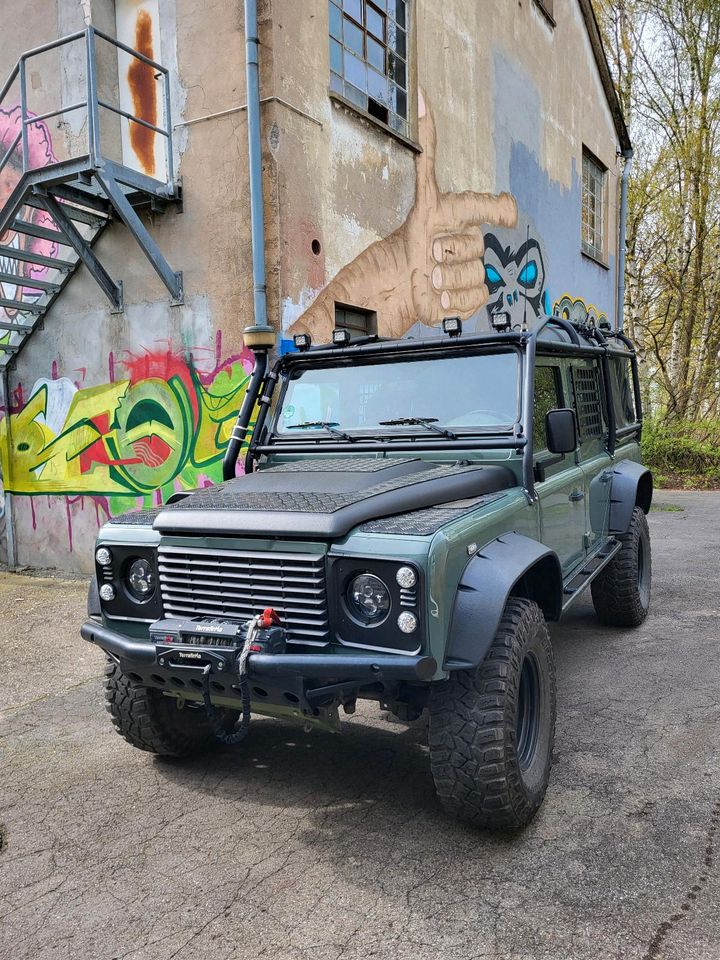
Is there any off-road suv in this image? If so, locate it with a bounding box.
[82,316,652,831]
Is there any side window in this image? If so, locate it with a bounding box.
[610,357,636,428]
[533,365,563,451]
[571,362,605,441]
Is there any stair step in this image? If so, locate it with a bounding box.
[0,296,44,314]
[47,184,111,215]
[23,195,107,229]
[0,319,33,332]
[12,218,68,244]
[0,245,75,271]
[0,271,60,292]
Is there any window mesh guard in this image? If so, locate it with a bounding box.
[572,366,604,439]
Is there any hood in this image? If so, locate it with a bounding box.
[153,457,516,539]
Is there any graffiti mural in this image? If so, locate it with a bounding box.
[0,106,59,325]
[289,92,518,341]
[553,293,608,328]
[483,232,550,329]
[0,342,253,519]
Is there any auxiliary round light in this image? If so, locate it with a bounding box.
[126,558,156,600]
[99,584,116,602]
[347,573,391,626]
[397,611,418,634]
[396,566,417,589]
[95,547,112,566]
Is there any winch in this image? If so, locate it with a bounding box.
[149,608,285,744]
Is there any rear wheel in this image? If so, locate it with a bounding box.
[104,660,237,757]
[428,598,556,831]
[591,506,651,627]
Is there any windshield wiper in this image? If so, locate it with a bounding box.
[286,420,357,442]
[378,416,457,440]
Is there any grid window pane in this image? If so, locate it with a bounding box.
[367,5,386,39]
[330,0,410,126]
[344,16,364,54]
[330,38,343,74]
[582,151,605,260]
[343,0,362,21]
[344,50,367,91]
[329,1,342,38]
[368,35,385,71]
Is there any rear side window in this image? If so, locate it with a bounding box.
[610,357,636,428]
[533,365,563,450]
[571,363,605,440]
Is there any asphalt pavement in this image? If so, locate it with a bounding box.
[0,490,719,960]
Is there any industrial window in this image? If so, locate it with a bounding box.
[571,364,605,440]
[534,0,555,22]
[582,150,606,261]
[334,303,377,336]
[533,365,563,451]
[328,0,410,136]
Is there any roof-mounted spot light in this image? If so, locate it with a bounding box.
[293,332,312,351]
[442,316,462,338]
[332,328,351,346]
[490,311,512,332]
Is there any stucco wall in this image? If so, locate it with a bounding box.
[0,0,624,573]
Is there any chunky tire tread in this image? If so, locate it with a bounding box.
[591,506,651,627]
[428,598,556,831]
[104,660,222,757]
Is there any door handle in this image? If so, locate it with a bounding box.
[568,490,585,502]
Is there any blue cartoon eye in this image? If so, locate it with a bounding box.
[518,260,538,288]
[485,265,503,285]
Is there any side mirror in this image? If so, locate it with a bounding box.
[545,408,577,454]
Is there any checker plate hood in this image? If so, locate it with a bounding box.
[153,457,515,538]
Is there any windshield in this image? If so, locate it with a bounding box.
[274,350,520,436]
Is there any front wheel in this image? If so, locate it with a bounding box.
[591,506,651,627]
[428,598,556,831]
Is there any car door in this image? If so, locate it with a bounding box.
[533,359,587,576]
[569,357,613,548]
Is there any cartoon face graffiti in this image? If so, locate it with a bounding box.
[0,106,59,321]
[482,233,548,329]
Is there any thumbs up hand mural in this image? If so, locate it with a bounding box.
[289,91,518,340]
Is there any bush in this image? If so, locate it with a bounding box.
[641,419,720,489]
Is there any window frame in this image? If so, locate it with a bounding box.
[581,148,607,265]
[328,0,414,144]
[533,0,556,26]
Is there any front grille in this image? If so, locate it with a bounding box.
[158,546,329,643]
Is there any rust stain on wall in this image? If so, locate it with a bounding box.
[127,10,157,176]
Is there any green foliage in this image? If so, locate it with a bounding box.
[642,419,720,489]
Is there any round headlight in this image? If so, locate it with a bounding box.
[95,547,112,567]
[396,566,417,588]
[347,573,391,626]
[397,611,418,634]
[99,583,116,602]
[126,558,156,600]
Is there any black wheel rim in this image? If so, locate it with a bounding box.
[517,652,542,771]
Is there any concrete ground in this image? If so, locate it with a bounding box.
[0,490,719,960]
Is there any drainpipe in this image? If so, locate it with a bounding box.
[616,147,633,332]
[0,367,17,567]
[223,0,275,480]
[223,0,276,480]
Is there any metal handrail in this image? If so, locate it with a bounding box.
[0,26,174,186]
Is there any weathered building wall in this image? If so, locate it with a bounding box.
[0,0,267,572]
[0,0,625,574]
[279,0,621,346]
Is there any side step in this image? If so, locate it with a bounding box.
[561,537,621,612]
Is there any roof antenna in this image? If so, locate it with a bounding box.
[521,223,530,333]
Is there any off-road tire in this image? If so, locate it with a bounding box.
[591,506,651,627]
[428,598,556,831]
[104,660,235,756]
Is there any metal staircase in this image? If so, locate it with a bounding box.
[0,26,183,371]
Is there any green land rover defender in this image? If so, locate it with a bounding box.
[82,315,652,831]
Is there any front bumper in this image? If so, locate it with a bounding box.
[81,620,437,700]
